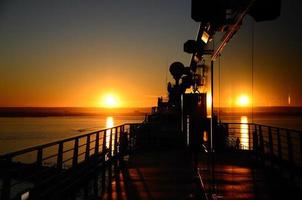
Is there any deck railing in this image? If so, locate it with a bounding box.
[221,122,302,181]
[0,123,141,200]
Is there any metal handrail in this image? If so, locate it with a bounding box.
[0,122,141,200]
[220,122,302,170]
[221,122,302,133]
[0,123,141,160]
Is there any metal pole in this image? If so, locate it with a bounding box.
[210,59,215,195]
[211,60,214,152]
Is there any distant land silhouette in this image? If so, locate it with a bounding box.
[0,106,301,117]
[217,106,302,116]
[0,107,150,117]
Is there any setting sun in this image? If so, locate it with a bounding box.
[101,93,120,108]
[237,95,250,107]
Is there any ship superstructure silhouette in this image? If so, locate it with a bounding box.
[2,1,302,200]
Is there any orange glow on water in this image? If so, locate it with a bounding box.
[240,116,249,150]
[105,116,114,150]
[106,116,114,128]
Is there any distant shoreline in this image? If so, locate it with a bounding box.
[0,106,302,117]
[0,107,151,117]
[216,106,302,116]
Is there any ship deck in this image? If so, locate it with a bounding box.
[101,148,196,200]
[73,149,299,200]
[1,122,301,200]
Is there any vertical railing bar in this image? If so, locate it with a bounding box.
[95,132,100,156]
[130,124,135,151]
[133,124,135,150]
[226,123,229,147]
[268,126,274,166]
[276,128,283,174]
[286,130,294,180]
[118,126,122,153]
[57,142,63,169]
[248,124,251,150]
[73,138,79,168]
[286,130,293,161]
[287,131,293,163]
[128,125,132,151]
[259,125,264,165]
[109,128,113,157]
[252,124,258,154]
[114,127,118,156]
[102,131,107,161]
[85,135,91,161]
[109,128,113,158]
[300,134,302,163]
[37,148,43,166]
[277,128,282,160]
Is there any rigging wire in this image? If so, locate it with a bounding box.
[251,20,255,123]
[218,54,221,121]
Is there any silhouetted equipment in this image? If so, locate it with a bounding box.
[193,63,207,87]
[184,40,213,55]
[169,62,185,86]
[191,0,281,25]
[249,0,281,22]
[191,0,228,30]
[184,40,205,54]
[190,0,281,60]
[181,75,193,89]
[182,93,207,148]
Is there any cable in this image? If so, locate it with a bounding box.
[251,21,255,123]
[218,55,221,121]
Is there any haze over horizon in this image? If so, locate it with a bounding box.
[1,0,302,108]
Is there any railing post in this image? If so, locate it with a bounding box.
[129,125,135,152]
[57,142,63,169]
[300,134,302,164]
[121,125,125,149]
[85,135,91,161]
[286,131,293,163]
[73,138,79,167]
[95,132,99,156]
[102,131,107,161]
[248,124,252,151]
[259,125,264,165]
[286,130,294,179]
[276,128,283,174]
[116,127,121,154]
[277,129,282,161]
[225,123,229,134]
[1,157,12,200]
[114,127,118,156]
[268,127,274,166]
[36,148,43,166]
[109,129,113,158]
[252,125,259,162]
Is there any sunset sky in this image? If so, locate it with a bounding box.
[1,0,302,107]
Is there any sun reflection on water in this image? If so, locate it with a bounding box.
[240,116,249,150]
[105,116,114,149]
[106,116,114,128]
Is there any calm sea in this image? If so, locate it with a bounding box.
[218,106,302,130]
[0,107,147,154]
[0,107,301,154]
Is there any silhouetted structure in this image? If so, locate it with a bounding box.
[2,1,301,200]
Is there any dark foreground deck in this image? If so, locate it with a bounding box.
[199,151,300,200]
[1,122,302,200]
[101,149,197,200]
[72,150,300,200]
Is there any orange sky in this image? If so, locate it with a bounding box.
[1,0,302,108]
